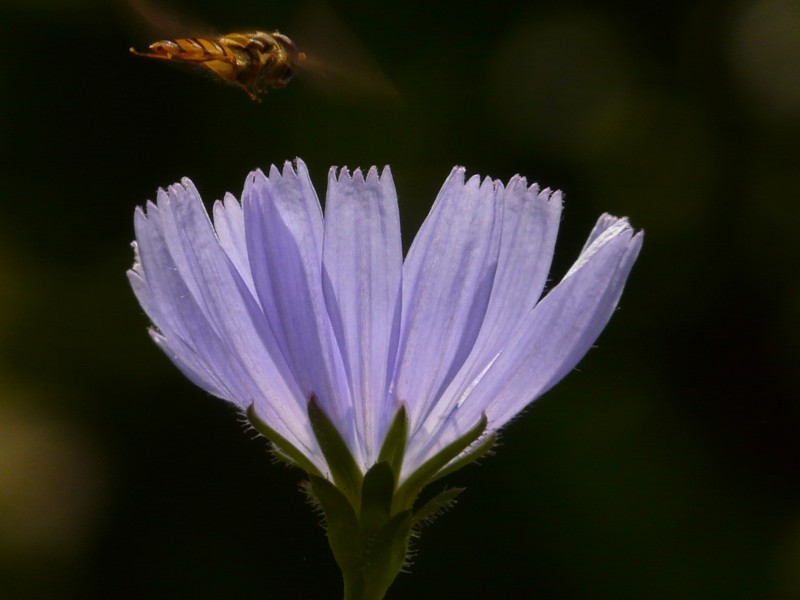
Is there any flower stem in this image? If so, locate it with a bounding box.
[343,577,388,600]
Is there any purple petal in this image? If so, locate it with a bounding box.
[392,169,503,438]
[402,179,563,468]
[477,179,562,339]
[242,161,357,461]
[130,180,322,466]
[130,162,643,484]
[404,216,641,471]
[213,193,256,299]
[322,166,403,463]
[131,201,241,399]
[129,241,229,398]
[458,216,642,432]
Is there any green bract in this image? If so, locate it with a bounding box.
[249,399,491,600]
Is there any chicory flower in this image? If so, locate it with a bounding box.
[128,159,642,599]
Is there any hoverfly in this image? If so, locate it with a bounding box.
[130,31,307,102]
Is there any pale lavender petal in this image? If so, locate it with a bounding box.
[405,217,641,471]
[490,224,642,427]
[581,212,621,253]
[242,161,357,460]
[130,161,643,486]
[464,217,641,429]
[131,181,322,466]
[128,242,229,397]
[401,179,562,467]
[424,181,562,418]
[149,330,228,398]
[158,181,296,410]
[213,193,256,299]
[322,166,403,464]
[392,169,503,438]
[478,180,562,338]
[131,202,243,399]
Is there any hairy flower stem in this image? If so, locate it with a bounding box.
[344,579,389,600]
[253,401,490,599]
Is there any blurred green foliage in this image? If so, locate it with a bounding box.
[0,0,798,598]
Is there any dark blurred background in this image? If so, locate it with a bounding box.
[1,0,798,598]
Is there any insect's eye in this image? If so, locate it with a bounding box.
[279,67,295,83]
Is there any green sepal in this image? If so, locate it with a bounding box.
[308,474,362,576]
[360,510,413,599]
[308,396,364,508]
[428,431,496,485]
[376,405,408,477]
[246,404,323,477]
[310,469,414,600]
[412,487,464,528]
[393,413,488,512]
[359,461,395,537]
[270,443,299,469]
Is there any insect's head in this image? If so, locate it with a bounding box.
[272,32,307,68]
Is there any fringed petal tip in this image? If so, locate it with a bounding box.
[599,214,644,249]
[479,175,497,193]
[566,214,642,279]
[446,166,501,191]
[259,158,311,180]
[244,160,318,200]
[243,168,269,197]
[133,203,148,221]
[144,196,161,216]
[212,192,241,214]
[178,177,199,192]
[145,179,200,214]
[585,213,641,245]
[442,166,467,189]
[447,168,566,204]
[128,241,144,276]
[327,164,392,184]
[504,175,564,204]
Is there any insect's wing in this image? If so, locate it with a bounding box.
[291,1,402,105]
[124,0,216,43]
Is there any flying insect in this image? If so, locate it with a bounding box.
[130,31,306,102]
